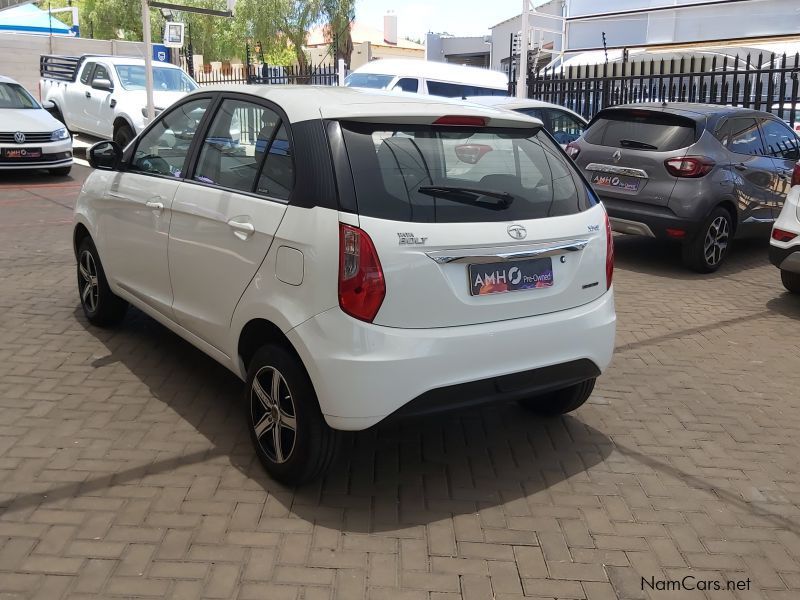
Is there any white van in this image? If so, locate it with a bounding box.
[345,59,508,98]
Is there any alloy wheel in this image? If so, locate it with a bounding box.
[78,250,99,313]
[250,366,298,464]
[703,215,729,267]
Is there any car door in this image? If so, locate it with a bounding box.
[758,117,800,217]
[98,95,214,318]
[167,96,292,350]
[66,61,95,132]
[87,63,117,139]
[722,117,776,225]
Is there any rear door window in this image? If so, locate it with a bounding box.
[584,110,697,151]
[544,109,585,144]
[394,78,419,93]
[79,62,95,85]
[341,123,593,223]
[759,118,800,160]
[726,118,765,156]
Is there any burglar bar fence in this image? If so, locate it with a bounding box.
[517,52,800,128]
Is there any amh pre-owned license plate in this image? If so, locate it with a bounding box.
[469,257,554,296]
[2,147,42,159]
[591,172,640,191]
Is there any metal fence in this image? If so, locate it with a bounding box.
[520,52,800,127]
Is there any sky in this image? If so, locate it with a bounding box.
[355,0,550,41]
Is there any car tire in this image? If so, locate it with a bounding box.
[781,269,800,294]
[245,344,339,485]
[682,207,733,273]
[50,166,71,177]
[113,124,135,149]
[517,378,596,416]
[76,237,128,327]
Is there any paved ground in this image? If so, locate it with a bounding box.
[1,166,800,600]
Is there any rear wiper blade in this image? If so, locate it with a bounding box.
[417,185,515,210]
[619,139,658,150]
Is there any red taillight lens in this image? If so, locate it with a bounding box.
[664,156,715,178]
[791,162,800,187]
[433,115,487,126]
[338,223,386,322]
[605,210,614,289]
[772,228,798,243]
[565,142,581,159]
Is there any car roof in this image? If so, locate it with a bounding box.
[0,75,18,84]
[348,59,508,90]
[83,55,181,68]
[189,85,543,126]
[464,96,587,122]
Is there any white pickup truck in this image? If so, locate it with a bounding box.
[40,54,198,146]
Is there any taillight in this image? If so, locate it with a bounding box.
[791,161,800,187]
[772,228,798,243]
[605,210,614,289]
[664,156,715,178]
[338,223,386,322]
[565,142,581,159]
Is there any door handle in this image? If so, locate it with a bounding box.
[145,200,164,210]
[85,91,91,98]
[227,219,255,240]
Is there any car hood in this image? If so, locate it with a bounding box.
[0,108,63,133]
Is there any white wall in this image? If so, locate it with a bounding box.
[0,32,147,97]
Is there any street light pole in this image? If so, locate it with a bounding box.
[141,0,156,123]
[517,0,530,99]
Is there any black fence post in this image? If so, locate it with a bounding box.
[245,43,252,84]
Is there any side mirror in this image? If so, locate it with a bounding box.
[454,143,493,165]
[41,100,55,111]
[91,78,113,92]
[88,141,122,171]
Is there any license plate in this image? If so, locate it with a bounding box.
[469,257,554,296]
[2,147,42,159]
[591,172,640,191]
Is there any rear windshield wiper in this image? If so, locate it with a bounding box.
[619,139,658,150]
[417,185,515,210]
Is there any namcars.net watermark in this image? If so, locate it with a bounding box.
[642,576,752,592]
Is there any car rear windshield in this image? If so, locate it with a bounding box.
[426,81,508,97]
[340,122,595,223]
[584,109,698,151]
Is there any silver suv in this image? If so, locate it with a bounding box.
[568,103,800,272]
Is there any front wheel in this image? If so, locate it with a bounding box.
[682,207,733,273]
[517,378,596,416]
[245,345,339,485]
[76,237,128,327]
[781,270,800,294]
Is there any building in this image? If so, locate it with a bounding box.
[306,14,424,70]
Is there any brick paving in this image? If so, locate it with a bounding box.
[1,165,800,599]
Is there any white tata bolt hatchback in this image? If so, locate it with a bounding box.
[74,86,616,483]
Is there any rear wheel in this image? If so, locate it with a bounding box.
[76,237,128,327]
[50,166,71,177]
[682,207,733,273]
[245,344,339,485]
[113,124,135,148]
[781,270,800,294]
[517,378,596,416]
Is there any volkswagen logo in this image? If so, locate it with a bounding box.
[612,150,622,163]
[14,131,25,144]
[507,224,527,240]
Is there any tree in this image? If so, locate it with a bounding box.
[321,0,353,67]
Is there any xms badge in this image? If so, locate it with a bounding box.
[398,232,428,245]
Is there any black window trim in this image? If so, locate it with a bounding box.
[181,92,297,205]
[123,92,219,182]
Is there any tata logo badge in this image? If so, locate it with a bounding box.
[398,232,427,245]
[14,131,25,144]
[507,224,527,240]
[612,150,622,163]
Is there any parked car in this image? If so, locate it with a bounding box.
[0,75,72,176]
[569,103,800,272]
[769,161,800,293]
[345,58,508,98]
[74,86,616,483]
[465,96,587,146]
[40,54,198,147]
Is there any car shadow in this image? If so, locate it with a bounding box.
[613,234,770,279]
[0,169,77,186]
[766,291,800,319]
[74,306,613,533]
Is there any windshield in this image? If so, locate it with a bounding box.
[114,65,198,92]
[0,83,39,109]
[344,73,395,89]
[341,122,594,223]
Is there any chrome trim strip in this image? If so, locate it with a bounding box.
[426,239,590,265]
[742,216,776,224]
[609,217,656,238]
[586,163,649,179]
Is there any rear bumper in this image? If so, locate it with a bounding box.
[770,243,800,273]
[602,198,699,240]
[287,289,616,430]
